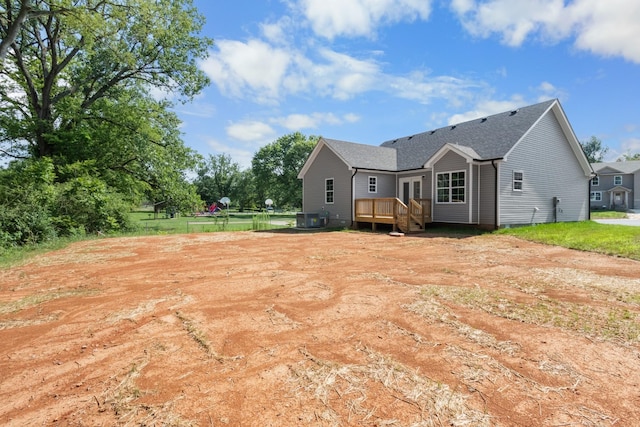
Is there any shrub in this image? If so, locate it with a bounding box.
[0,158,58,249]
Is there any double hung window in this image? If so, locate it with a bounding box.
[436,171,465,203]
[513,171,523,191]
[325,178,334,204]
[368,176,377,193]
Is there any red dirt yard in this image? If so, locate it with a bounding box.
[1,231,640,426]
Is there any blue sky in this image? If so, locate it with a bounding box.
[175,0,640,168]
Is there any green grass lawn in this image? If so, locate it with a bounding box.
[130,210,296,234]
[496,221,640,261]
[590,210,628,219]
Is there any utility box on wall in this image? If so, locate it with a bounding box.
[296,212,321,228]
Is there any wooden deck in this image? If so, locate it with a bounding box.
[355,198,432,232]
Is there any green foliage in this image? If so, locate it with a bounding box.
[0,158,57,249]
[235,169,257,212]
[52,171,135,236]
[496,221,640,260]
[0,0,210,248]
[194,154,241,207]
[618,152,640,161]
[0,158,138,252]
[252,212,272,230]
[252,132,318,209]
[580,136,608,163]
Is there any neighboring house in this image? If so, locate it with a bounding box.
[298,99,594,231]
[590,160,640,211]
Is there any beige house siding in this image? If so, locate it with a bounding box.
[301,145,353,227]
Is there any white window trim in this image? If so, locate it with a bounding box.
[512,170,523,192]
[368,176,377,193]
[436,170,466,204]
[590,191,602,202]
[591,176,599,186]
[614,175,622,185]
[325,178,334,204]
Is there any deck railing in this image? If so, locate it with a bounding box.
[355,198,431,232]
[354,198,397,225]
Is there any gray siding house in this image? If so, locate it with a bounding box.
[298,99,593,230]
[590,160,640,211]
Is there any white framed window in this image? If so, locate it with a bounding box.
[325,178,334,204]
[513,170,523,191]
[614,175,622,185]
[436,171,465,203]
[590,191,602,202]
[591,176,599,186]
[368,176,377,193]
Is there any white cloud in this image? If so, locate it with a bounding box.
[620,137,640,156]
[314,49,381,99]
[271,112,359,130]
[569,0,640,63]
[198,21,485,109]
[226,120,277,142]
[451,0,640,63]
[387,71,482,106]
[260,16,294,45]
[201,38,385,102]
[344,113,361,123]
[205,138,255,169]
[199,39,291,103]
[535,81,565,102]
[447,95,526,124]
[300,0,432,40]
[176,102,216,118]
[273,113,335,130]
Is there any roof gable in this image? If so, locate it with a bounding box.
[424,143,480,168]
[297,137,397,179]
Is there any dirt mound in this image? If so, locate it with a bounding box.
[1,231,640,426]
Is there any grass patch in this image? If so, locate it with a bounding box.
[0,235,92,269]
[591,210,628,219]
[496,221,640,260]
[175,311,213,355]
[419,285,640,344]
[131,209,295,234]
[0,287,98,314]
[293,345,491,426]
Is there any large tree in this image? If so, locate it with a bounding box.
[193,153,242,208]
[0,0,211,189]
[580,136,608,163]
[252,132,318,209]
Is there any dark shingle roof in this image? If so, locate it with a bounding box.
[380,99,556,170]
[323,138,397,171]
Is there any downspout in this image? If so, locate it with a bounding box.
[588,175,594,220]
[351,168,358,226]
[492,160,499,230]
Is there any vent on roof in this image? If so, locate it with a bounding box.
[430,130,436,135]
[451,125,456,130]
[391,139,397,144]
[408,135,414,140]
[509,109,519,116]
[481,117,487,123]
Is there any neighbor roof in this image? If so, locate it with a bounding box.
[380,99,556,170]
[591,160,640,174]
